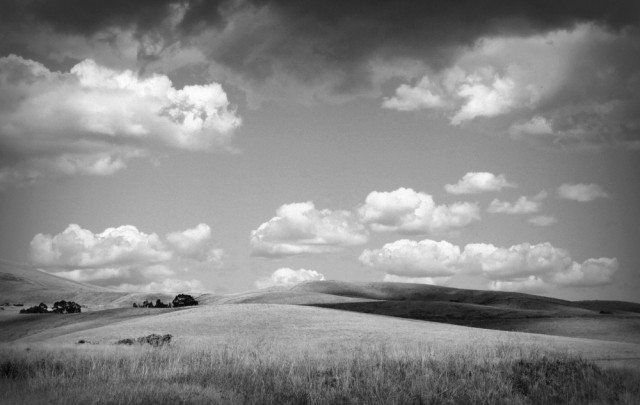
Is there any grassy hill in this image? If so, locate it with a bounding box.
[0,261,180,310]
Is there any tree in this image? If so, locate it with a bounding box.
[172,294,198,307]
[52,300,81,314]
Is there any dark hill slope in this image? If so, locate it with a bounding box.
[292,280,594,313]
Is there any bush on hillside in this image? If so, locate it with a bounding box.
[172,294,198,307]
[116,334,172,347]
[19,303,49,314]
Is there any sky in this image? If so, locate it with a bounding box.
[0,0,639,301]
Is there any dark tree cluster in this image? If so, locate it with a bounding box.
[132,298,171,308]
[172,294,198,307]
[132,294,198,308]
[20,301,81,314]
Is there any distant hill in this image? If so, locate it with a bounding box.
[0,261,174,309]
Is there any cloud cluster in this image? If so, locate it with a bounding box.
[358,188,480,234]
[0,55,240,190]
[254,267,325,289]
[384,24,640,148]
[30,223,223,291]
[557,183,609,202]
[360,239,617,292]
[251,188,482,257]
[250,202,368,257]
[445,172,515,194]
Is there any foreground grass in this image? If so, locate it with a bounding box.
[1,341,639,404]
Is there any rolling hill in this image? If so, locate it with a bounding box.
[2,264,640,351]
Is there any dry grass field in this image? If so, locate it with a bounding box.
[2,264,640,403]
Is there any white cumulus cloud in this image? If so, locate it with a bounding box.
[359,239,461,278]
[0,55,241,190]
[30,223,222,289]
[360,239,617,292]
[557,183,609,202]
[358,187,480,234]
[382,76,445,111]
[250,202,368,257]
[255,268,325,289]
[445,172,516,194]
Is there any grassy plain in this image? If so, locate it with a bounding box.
[2,336,640,405]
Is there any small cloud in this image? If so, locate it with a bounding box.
[358,187,480,235]
[383,274,444,285]
[445,172,516,194]
[250,202,368,258]
[254,268,325,289]
[509,116,554,138]
[557,183,609,202]
[450,72,518,125]
[116,278,206,294]
[382,76,445,111]
[528,215,558,227]
[488,191,547,215]
[489,276,548,293]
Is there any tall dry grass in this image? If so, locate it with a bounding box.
[1,339,639,404]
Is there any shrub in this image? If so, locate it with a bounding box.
[19,303,48,314]
[172,294,198,307]
[116,334,172,347]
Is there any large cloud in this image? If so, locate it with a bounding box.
[2,1,637,106]
[250,202,368,257]
[360,239,618,292]
[445,172,515,195]
[384,24,640,149]
[30,223,223,290]
[254,267,325,289]
[358,187,480,234]
[0,55,240,189]
[556,183,610,202]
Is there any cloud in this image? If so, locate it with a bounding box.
[445,172,515,194]
[528,216,558,227]
[250,202,368,257]
[254,267,325,289]
[360,238,617,291]
[30,223,222,289]
[382,76,445,111]
[359,239,461,279]
[384,24,640,148]
[358,188,480,234]
[488,191,547,214]
[0,55,240,190]
[3,1,637,106]
[382,274,443,285]
[557,183,609,202]
[116,278,206,294]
